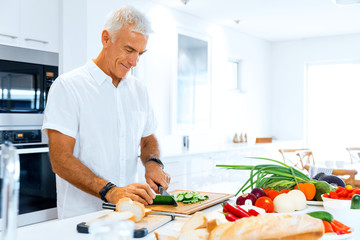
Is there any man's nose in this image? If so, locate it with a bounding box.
[128,54,139,67]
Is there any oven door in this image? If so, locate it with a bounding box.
[0,146,57,228]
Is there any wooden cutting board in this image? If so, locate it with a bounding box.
[146,190,234,215]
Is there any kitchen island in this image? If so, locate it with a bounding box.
[4,199,359,240]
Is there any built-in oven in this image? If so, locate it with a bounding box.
[0,127,57,228]
[0,45,58,227]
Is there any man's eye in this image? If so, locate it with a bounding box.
[126,49,133,53]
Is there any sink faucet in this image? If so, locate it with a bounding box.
[1,142,20,240]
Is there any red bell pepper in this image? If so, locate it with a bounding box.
[225,212,239,222]
[224,202,250,218]
[322,220,334,233]
[248,209,260,216]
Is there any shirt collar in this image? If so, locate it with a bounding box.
[86,59,111,85]
[86,59,129,86]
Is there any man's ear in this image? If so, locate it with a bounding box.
[101,30,112,47]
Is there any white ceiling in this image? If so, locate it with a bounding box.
[149,0,360,41]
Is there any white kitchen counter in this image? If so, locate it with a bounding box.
[5,198,359,240]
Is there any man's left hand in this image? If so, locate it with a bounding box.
[145,161,171,193]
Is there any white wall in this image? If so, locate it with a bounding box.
[271,33,360,141]
[61,0,272,153]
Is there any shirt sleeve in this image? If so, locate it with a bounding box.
[142,90,157,138]
[42,77,79,139]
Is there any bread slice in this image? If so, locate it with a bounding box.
[178,228,209,240]
[180,212,208,233]
[116,197,145,223]
[107,211,136,222]
[144,208,152,217]
[154,230,179,240]
[206,218,221,233]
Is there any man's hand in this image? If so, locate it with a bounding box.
[145,161,171,193]
[106,183,155,206]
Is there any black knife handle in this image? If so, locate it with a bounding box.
[76,222,149,238]
[102,202,116,210]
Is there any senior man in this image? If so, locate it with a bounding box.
[43,6,170,218]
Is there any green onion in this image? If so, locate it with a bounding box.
[216,157,310,196]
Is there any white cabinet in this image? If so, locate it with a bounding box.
[0,0,20,45]
[0,0,59,52]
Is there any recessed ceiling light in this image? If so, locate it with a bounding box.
[180,0,189,5]
[333,0,360,5]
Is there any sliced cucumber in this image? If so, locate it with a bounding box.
[184,193,193,200]
[174,191,210,204]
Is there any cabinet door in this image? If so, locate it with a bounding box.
[20,0,59,52]
[0,0,20,45]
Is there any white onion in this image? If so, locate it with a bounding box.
[273,194,296,213]
[287,190,307,211]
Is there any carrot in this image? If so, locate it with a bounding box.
[322,220,334,233]
[294,182,316,200]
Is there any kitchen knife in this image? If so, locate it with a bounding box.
[102,202,189,218]
[155,184,178,206]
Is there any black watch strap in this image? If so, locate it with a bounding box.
[99,182,116,202]
[145,158,164,169]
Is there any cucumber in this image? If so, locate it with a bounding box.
[177,194,184,202]
[185,193,193,200]
[307,211,334,223]
[351,194,360,209]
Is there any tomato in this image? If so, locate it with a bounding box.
[267,190,281,201]
[280,189,290,194]
[255,196,274,213]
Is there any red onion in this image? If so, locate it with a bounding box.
[236,193,257,206]
[251,187,267,199]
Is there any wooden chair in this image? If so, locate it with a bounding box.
[296,150,316,170]
[346,147,360,164]
[304,165,359,187]
[255,137,272,143]
[278,148,311,170]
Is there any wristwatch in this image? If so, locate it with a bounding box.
[145,158,164,169]
[99,182,116,202]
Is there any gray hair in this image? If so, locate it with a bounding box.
[104,6,153,42]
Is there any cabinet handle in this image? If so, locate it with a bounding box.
[25,38,49,44]
[0,33,18,39]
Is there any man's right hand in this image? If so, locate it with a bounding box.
[105,183,156,206]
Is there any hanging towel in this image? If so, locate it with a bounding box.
[308,165,333,179]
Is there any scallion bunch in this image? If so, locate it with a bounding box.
[216,157,312,196]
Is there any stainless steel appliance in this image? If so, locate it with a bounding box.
[0,45,58,227]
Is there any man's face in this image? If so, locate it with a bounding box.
[104,25,148,80]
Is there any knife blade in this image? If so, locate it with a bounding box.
[102,203,189,218]
[156,184,178,206]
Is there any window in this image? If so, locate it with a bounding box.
[224,58,243,91]
[173,32,211,133]
[306,61,360,160]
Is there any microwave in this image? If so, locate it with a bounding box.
[0,45,58,114]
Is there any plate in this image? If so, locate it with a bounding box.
[307,200,323,206]
[320,230,355,240]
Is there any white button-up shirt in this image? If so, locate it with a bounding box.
[42,60,157,218]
